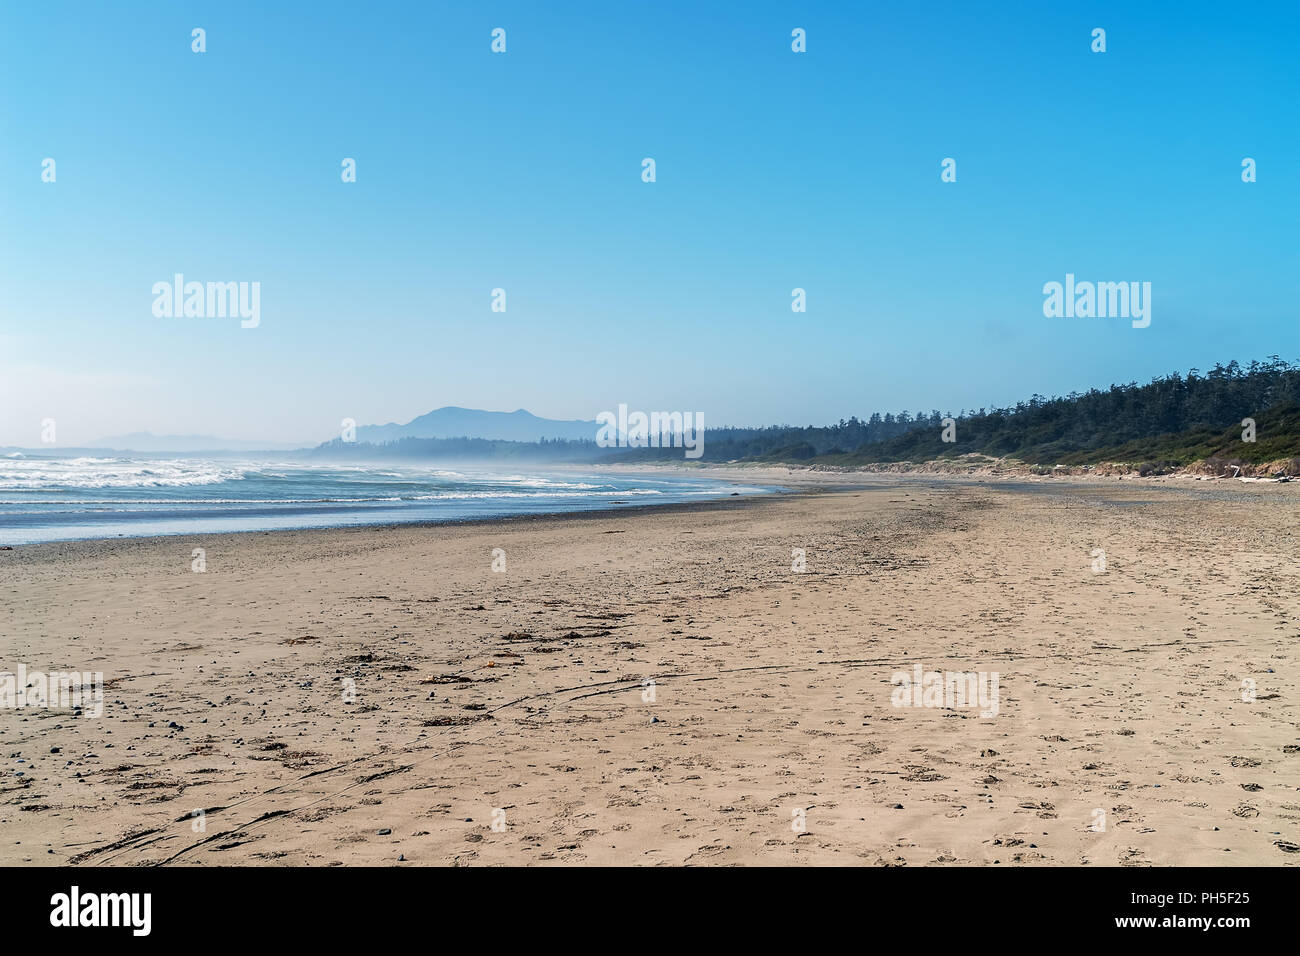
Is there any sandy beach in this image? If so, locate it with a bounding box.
[2,472,1298,866]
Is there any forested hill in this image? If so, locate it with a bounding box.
[311,358,1300,471]
[665,357,1300,468]
[821,357,1300,468]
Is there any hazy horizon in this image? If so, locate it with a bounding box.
[1,355,1296,453]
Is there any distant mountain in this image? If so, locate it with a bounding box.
[91,432,304,452]
[355,407,598,444]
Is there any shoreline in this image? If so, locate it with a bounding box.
[0,486,795,561]
[0,468,785,551]
[5,464,1298,557]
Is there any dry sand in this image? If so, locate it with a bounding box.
[2,474,1298,865]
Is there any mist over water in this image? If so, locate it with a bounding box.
[0,455,770,545]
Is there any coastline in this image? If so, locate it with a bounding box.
[0,466,781,549]
[6,456,1290,554]
[10,461,1294,558]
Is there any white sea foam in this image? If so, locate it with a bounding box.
[0,457,668,500]
[0,458,769,545]
[0,457,255,490]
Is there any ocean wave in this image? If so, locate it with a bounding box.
[487,474,605,489]
[0,457,256,490]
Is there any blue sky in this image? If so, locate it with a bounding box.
[2,1,1297,445]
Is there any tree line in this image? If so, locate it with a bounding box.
[310,357,1300,467]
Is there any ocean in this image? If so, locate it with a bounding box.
[0,454,772,545]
